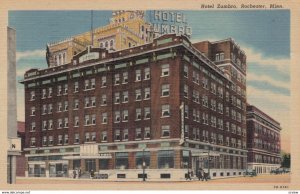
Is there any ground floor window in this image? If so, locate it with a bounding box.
[99,159,109,170]
[85,159,96,172]
[158,150,174,169]
[135,151,150,169]
[28,164,46,177]
[49,163,68,177]
[115,152,128,169]
[73,159,81,170]
[182,150,189,168]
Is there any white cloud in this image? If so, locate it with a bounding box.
[247,72,289,90]
[240,46,290,75]
[16,49,45,61]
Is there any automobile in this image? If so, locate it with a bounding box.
[243,169,257,177]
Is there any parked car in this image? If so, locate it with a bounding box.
[243,169,257,177]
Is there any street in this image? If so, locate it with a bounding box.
[14,174,291,190]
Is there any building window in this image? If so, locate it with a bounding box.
[202,113,209,125]
[64,135,69,144]
[48,120,53,130]
[161,84,170,97]
[64,101,68,111]
[184,105,189,118]
[101,131,107,142]
[42,104,47,114]
[114,93,120,104]
[74,133,80,144]
[30,91,35,100]
[85,115,90,125]
[123,91,128,103]
[161,125,170,137]
[123,72,128,84]
[142,88,150,100]
[192,71,200,84]
[58,119,63,129]
[92,97,96,107]
[74,82,79,92]
[161,64,169,77]
[84,80,89,90]
[101,76,107,87]
[64,84,68,94]
[184,85,188,98]
[202,96,208,107]
[135,69,141,81]
[48,104,53,114]
[42,89,47,99]
[162,104,170,117]
[92,114,96,125]
[220,52,224,61]
[48,87,52,97]
[202,77,208,89]
[41,120,46,130]
[135,151,150,169]
[210,99,216,111]
[30,122,36,132]
[102,113,107,124]
[57,102,62,112]
[101,95,107,106]
[31,107,36,116]
[192,90,200,103]
[91,132,96,141]
[144,107,150,120]
[135,128,142,139]
[115,111,121,123]
[136,108,142,120]
[115,152,129,169]
[115,130,121,141]
[123,110,128,122]
[123,129,128,141]
[57,85,62,96]
[74,116,79,127]
[49,136,53,146]
[218,87,223,98]
[30,137,36,147]
[85,97,90,108]
[114,74,120,85]
[42,136,47,146]
[135,89,142,101]
[85,133,90,142]
[158,150,174,169]
[183,65,188,78]
[144,127,151,139]
[64,118,68,128]
[58,135,63,145]
[144,68,150,80]
[91,78,95,89]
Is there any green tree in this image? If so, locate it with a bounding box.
[281,152,290,168]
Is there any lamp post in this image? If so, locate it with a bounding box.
[142,148,146,181]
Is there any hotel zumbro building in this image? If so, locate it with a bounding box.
[246,105,281,174]
[21,34,248,180]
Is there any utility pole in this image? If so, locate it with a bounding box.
[142,148,146,181]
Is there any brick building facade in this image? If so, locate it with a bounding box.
[246,105,281,174]
[21,32,248,180]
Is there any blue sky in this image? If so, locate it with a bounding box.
[9,10,291,151]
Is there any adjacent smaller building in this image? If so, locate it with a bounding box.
[246,105,281,173]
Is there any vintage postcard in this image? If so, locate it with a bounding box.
[0,0,299,191]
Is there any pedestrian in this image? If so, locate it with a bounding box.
[200,168,205,181]
[78,168,81,178]
[186,170,191,181]
[73,169,77,179]
[90,169,95,179]
[198,168,203,181]
[76,168,79,179]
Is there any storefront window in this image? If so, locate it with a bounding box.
[73,159,81,170]
[115,152,128,169]
[85,159,96,172]
[135,151,150,169]
[99,159,109,170]
[49,163,68,177]
[158,150,174,169]
[28,164,46,177]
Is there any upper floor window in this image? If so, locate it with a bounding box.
[30,91,35,100]
[74,82,79,92]
[123,72,128,84]
[135,70,141,81]
[31,107,36,116]
[144,68,150,80]
[114,74,120,85]
[184,65,188,78]
[144,88,150,99]
[161,125,170,137]
[135,89,142,101]
[161,64,169,77]
[161,84,170,97]
[101,76,107,87]
[162,104,170,117]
